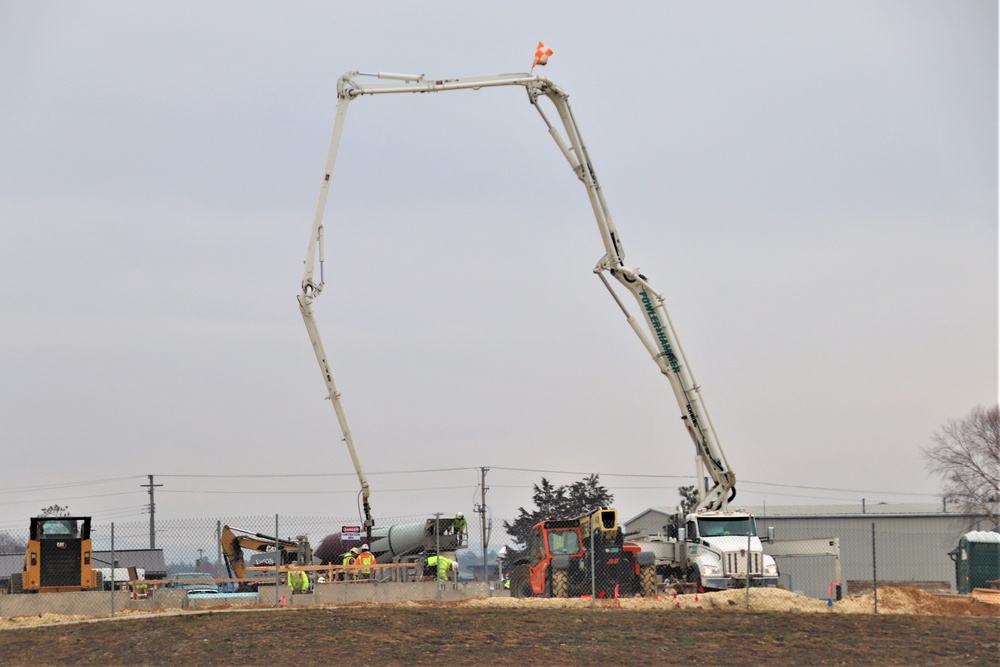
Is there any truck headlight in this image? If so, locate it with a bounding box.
[702,564,721,576]
[764,563,778,576]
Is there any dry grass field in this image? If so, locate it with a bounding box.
[1,587,997,666]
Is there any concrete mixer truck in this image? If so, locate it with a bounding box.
[314,516,465,567]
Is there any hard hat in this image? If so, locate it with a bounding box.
[361,544,369,550]
[317,576,326,584]
[456,512,464,518]
[350,547,359,555]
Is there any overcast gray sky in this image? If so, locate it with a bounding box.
[1,2,996,538]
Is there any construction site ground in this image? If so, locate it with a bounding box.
[0,587,997,666]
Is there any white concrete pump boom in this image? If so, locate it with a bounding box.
[299,71,736,522]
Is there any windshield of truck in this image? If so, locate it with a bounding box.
[697,518,755,538]
[547,530,580,555]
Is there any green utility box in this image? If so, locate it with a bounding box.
[953,531,1000,595]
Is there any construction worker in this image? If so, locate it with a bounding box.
[342,547,359,581]
[355,544,376,580]
[452,513,467,537]
[426,553,454,582]
[287,564,310,594]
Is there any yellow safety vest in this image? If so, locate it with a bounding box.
[287,570,308,590]
[428,556,452,580]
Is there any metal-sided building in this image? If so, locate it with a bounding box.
[624,503,994,599]
[0,548,166,592]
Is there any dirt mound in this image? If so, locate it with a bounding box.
[457,587,997,616]
[839,586,1000,616]
[458,588,828,612]
[0,612,91,628]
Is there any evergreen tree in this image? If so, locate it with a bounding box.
[678,485,700,515]
[502,474,613,550]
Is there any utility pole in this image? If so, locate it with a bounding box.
[140,475,162,549]
[476,467,489,584]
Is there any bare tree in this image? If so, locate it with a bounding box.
[0,532,26,554]
[923,404,1000,527]
[39,504,71,517]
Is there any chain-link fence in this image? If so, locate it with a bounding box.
[0,513,495,618]
[496,516,982,614]
[0,514,987,618]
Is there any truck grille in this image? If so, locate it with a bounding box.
[723,550,761,577]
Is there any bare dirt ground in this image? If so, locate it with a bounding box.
[0,588,997,666]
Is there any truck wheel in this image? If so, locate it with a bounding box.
[640,564,656,597]
[9,572,22,594]
[552,568,569,598]
[508,564,532,598]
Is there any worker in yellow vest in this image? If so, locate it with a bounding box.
[287,564,310,593]
[426,554,454,582]
[341,547,358,581]
[452,513,467,538]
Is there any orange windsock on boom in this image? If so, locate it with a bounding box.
[532,42,553,70]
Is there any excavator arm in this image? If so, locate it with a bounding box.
[302,71,735,517]
[220,525,312,580]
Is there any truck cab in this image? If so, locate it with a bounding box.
[527,519,584,595]
[683,510,778,590]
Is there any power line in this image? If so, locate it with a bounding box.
[152,467,941,498]
[159,485,476,495]
[0,476,146,495]
[153,467,480,479]
[0,491,144,507]
[0,467,940,509]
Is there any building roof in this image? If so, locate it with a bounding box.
[0,549,166,580]
[746,503,951,517]
[625,503,983,526]
[963,531,1000,544]
[92,549,167,575]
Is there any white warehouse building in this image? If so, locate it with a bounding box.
[624,503,995,599]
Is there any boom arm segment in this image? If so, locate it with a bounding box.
[220,525,312,579]
[301,71,735,522]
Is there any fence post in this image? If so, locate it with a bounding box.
[110,522,116,617]
[275,514,280,607]
[434,512,441,608]
[216,521,223,587]
[590,527,596,607]
[745,527,752,610]
[871,522,878,614]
